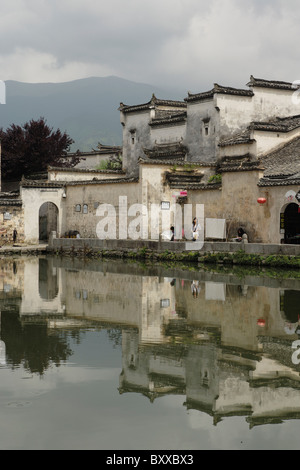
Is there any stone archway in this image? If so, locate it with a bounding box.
[284,203,300,244]
[39,202,59,242]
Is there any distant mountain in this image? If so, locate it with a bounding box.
[0,76,185,152]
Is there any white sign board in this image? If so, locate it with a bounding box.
[205,218,226,239]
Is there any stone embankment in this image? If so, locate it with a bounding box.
[47,238,300,269]
[0,238,299,269]
[0,244,48,256]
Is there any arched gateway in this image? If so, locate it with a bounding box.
[283,203,300,244]
[39,202,59,242]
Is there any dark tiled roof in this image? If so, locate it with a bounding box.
[247,75,298,91]
[67,145,122,158]
[21,180,65,189]
[48,166,125,174]
[165,170,221,190]
[258,135,300,186]
[218,155,264,173]
[0,199,22,206]
[251,115,300,133]
[218,130,255,147]
[139,157,215,167]
[261,135,300,178]
[150,111,187,127]
[258,177,300,187]
[119,94,186,114]
[94,143,122,152]
[185,83,254,103]
[219,163,263,172]
[169,183,221,190]
[65,177,139,186]
[0,191,20,198]
[23,177,138,187]
[143,142,187,160]
[165,172,204,188]
[219,115,300,153]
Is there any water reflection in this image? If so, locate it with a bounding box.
[1,256,300,431]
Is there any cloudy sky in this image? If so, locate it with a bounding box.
[0,0,299,93]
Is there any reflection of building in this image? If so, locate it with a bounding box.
[1,257,300,426]
[119,328,300,428]
[20,257,65,319]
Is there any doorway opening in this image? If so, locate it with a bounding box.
[39,202,58,242]
[284,203,300,244]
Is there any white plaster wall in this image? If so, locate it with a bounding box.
[251,87,300,121]
[121,110,151,176]
[63,181,141,239]
[253,128,300,157]
[185,99,220,162]
[150,123,186,145]
[217,87,300,138]
[217,94,254,136]
[258,185,300,245]
[74,154,117,169]
[218,142,255,158]
[49,169,124,182]
[21,187,65,243]
[140,164,177,238]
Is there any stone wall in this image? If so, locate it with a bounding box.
[19,164,300,245]
[62,180,140,239]
[50,237,300,256]
[0,203,24,244]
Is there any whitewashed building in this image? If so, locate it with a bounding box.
[3,75,300,245]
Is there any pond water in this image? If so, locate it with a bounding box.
[1,255,300,450]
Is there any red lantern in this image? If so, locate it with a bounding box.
[257,198,267,206]
[257,319,266,327]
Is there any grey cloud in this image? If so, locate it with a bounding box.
[0,0,300,91]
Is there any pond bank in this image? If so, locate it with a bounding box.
[0,243,48,256]
[47,238,300,269]
[0,240,299,269]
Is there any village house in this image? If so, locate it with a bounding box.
[2,75,300,246]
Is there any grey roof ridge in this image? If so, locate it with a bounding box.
[119,94,186,113]
[48,166,125,174]
[185,83,254,102]
[138,157,216,167]
[247,75,298,90]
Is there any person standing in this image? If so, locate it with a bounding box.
[191,218,199,241]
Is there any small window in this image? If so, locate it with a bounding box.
[83,204,88,214]
[130,129,136,145]
[203,118,210,136]
[75,204,81,212]
[82,290,88,300]
[160,299,170,308]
